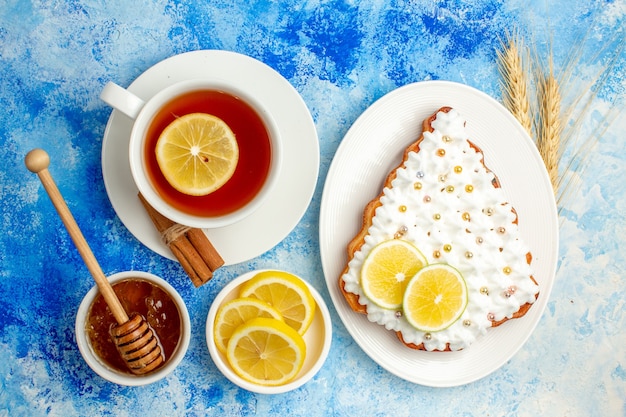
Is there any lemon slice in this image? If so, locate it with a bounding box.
[239,270,316,335]
[403,263,468,332]
[226,317,306,386]
[155,113,239,196]
[213,297,284,354]
[360,239,427,309]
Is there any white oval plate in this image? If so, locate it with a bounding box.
[101,50,319,265]
[205,270,332,394]
[319,81,559,387]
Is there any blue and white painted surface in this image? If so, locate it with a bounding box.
[1,1,624,416]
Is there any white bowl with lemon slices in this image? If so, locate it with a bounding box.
[206,270,332,394]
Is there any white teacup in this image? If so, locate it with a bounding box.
[100,79,282,229]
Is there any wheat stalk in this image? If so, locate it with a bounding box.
[556,34,625,207]
[497,32,533,138]
[536,60,562,192]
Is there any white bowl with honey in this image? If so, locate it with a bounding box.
[75,271,190,386]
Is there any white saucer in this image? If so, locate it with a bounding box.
[319,81,558,386]
[101,50,319,265]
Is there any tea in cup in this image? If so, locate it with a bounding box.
[100,79,282,229]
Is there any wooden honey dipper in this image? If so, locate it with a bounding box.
[25,148,164,375]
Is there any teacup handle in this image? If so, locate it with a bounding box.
[100,81,145,119]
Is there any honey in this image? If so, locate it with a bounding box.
[86,278,182,374]
[144,89,272,217]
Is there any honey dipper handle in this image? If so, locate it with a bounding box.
[25,149,129,325]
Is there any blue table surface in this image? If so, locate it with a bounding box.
[1,1,625,416]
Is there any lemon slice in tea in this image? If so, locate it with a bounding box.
[403,263,468,332]
[360,239,427,309]
[155,113,239,196]
[226,317,306,386]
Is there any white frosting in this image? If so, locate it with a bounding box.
[341,108,539,351]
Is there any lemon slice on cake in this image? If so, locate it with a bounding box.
[155,113,239,196]
[360,239,427,309]
[226,317,306,386]
[403,263,468,332]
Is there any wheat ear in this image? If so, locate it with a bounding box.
[497,32,532,137]
[537,59,562,193]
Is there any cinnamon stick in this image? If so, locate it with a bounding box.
[186,228,224,271]
[138,193,224,287]
[169,244,207,287]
